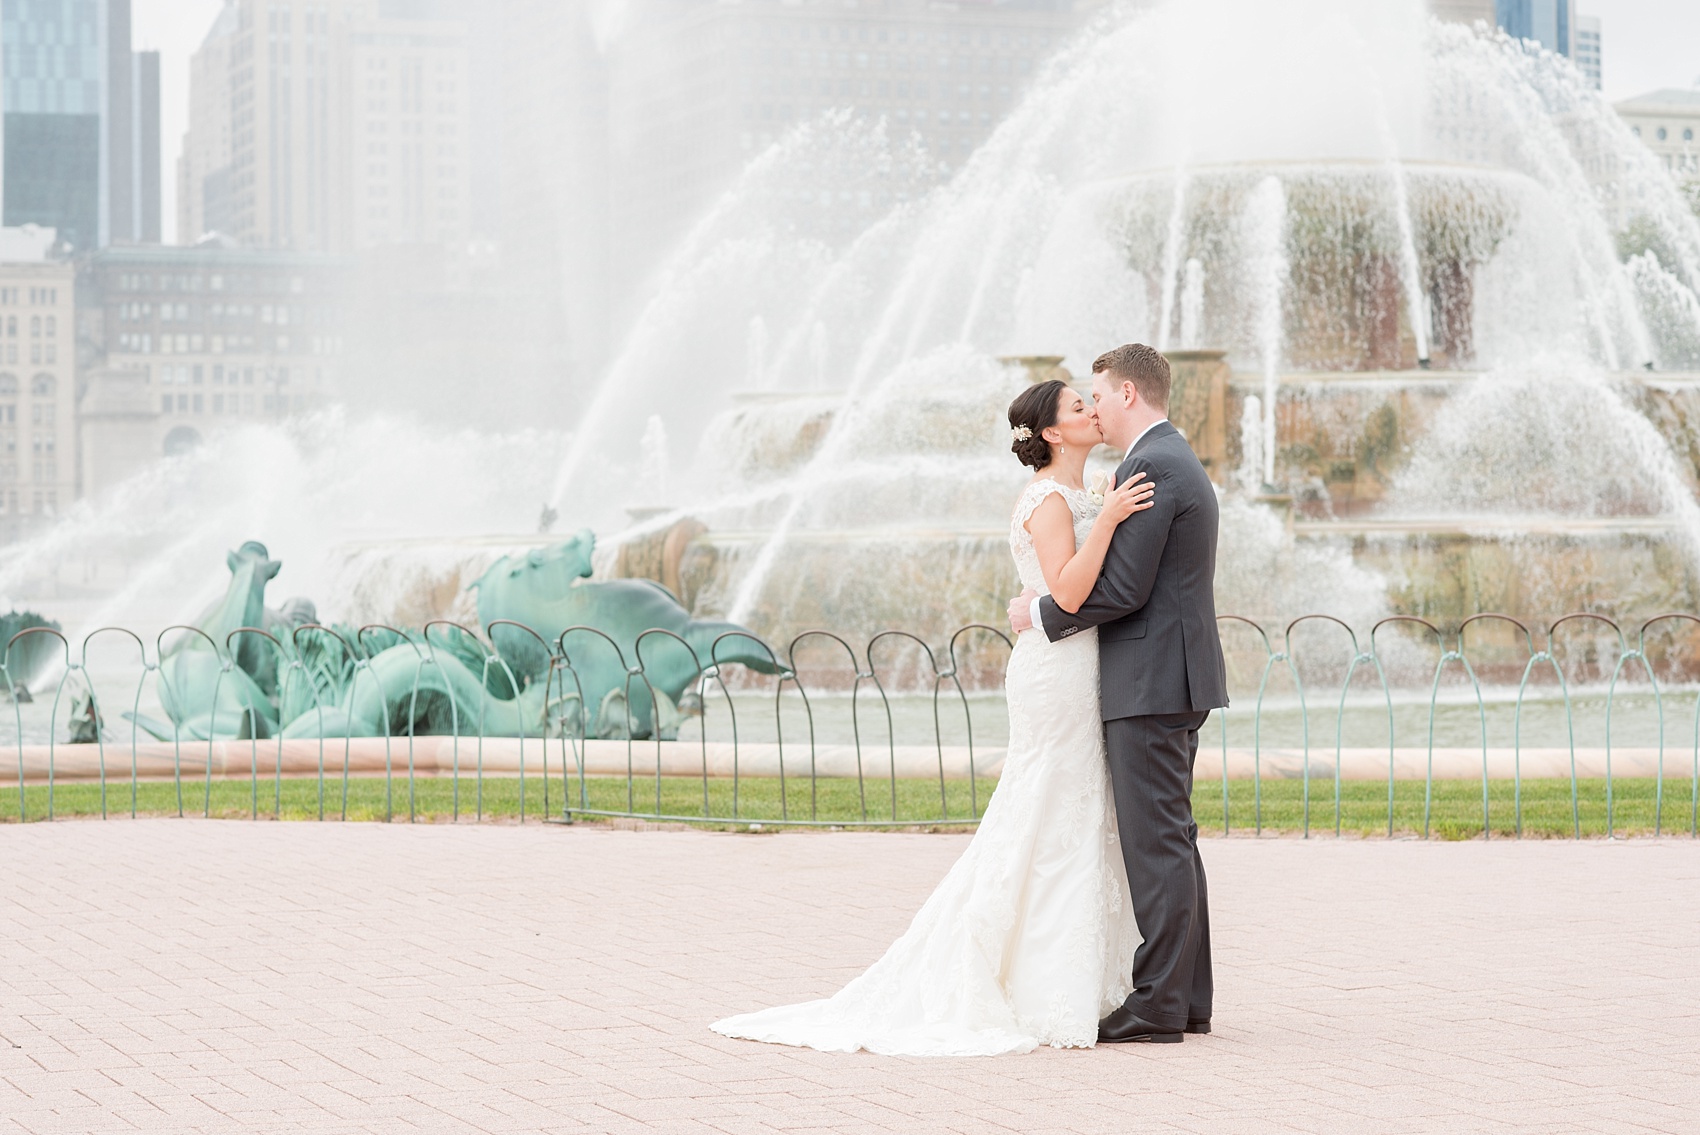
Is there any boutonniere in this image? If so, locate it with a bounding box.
[1088,470,1111,507]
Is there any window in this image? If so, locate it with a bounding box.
[1687,128,1695,142]
[30,375,54,397]
[1658,126,1668,141]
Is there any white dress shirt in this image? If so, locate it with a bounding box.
[1027,418,1169,633]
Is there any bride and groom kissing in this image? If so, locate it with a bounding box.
[713,343,1229,1056]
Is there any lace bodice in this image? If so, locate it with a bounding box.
[1009,478,1099,594]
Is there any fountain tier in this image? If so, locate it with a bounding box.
[1105,162,1521,370]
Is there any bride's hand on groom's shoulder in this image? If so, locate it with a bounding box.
[1008,588,1038,634]
[1098,471,1155,526]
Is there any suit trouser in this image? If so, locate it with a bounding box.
[1104,711,1212,1030]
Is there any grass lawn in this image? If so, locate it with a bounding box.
[0,773,997,827]
[3,774,1697,838]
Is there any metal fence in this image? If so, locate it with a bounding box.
[4,612,1700,839]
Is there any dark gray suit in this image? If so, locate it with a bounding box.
[1036,420,1228,1031]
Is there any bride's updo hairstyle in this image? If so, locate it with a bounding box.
[1008,379,1067,470]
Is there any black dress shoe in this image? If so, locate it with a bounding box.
[1185,1020,1211,1035]
[1097,1005,1184,1044]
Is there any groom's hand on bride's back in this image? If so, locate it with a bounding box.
[1008,588,1038,634]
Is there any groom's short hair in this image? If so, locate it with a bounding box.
[1092,344,1170,411]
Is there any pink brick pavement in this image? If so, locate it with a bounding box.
[1,820,1697,1134]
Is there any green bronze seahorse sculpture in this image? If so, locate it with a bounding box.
[131,531,778,743]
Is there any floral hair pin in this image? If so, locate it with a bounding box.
[1010,425,1033,442]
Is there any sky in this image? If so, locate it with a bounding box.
[1589,0,1700,100]
[135,0,1700,244]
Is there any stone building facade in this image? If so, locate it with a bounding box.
[75,244,347,498]
[1616,90,1700,185]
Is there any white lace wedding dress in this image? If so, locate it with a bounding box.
[710,478,1140,1056]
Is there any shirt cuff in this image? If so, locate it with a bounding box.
[1028,596,1044,634]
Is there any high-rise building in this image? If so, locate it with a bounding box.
[134,50,162,243]
[346,13,471,250]
[0,0,161,249]
[178,4,237,246]
[1573,14,1601,90]
[1495,0,1576,58]
[179,0,471,255]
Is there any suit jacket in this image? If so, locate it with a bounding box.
[1037,420,1229,721]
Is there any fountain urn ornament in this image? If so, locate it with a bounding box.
[1163,350,1232,484]
[1000,356,1072,385]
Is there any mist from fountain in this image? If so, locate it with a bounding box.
[662,1,1700,636]
[0,411,575,634]
[1155,171,1191,352]
[1180,257,1205,350]
[1385,157,1432,365]
[1387,358,1700,532]
[1242,176,1290,486]
[5,0,1700,646]
[638,416,670,506]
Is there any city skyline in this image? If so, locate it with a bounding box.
[136,0,1700,246]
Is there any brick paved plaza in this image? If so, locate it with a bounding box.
[1,821,1697,1134]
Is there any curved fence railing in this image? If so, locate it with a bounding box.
[4,612,1700,838]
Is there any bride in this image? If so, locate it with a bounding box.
[711,378,1154,1056]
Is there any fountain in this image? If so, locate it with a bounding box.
[2,0,1699,676]
[560,1,1700,649]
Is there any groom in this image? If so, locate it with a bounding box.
[1008,343,1228,1044]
